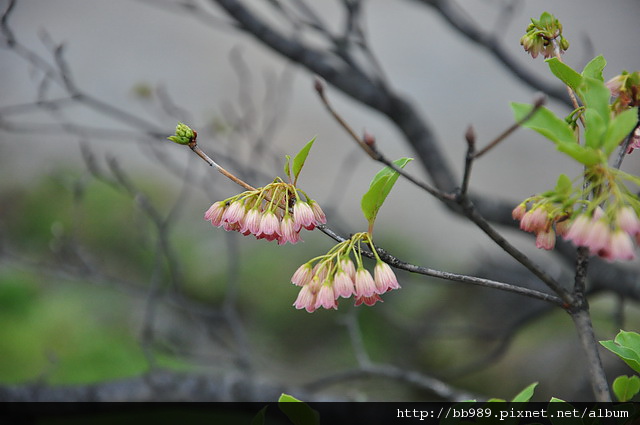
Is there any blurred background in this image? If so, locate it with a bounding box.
[1,0,640,401]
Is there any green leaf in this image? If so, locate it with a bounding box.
[556,143,601,165]
[512,382,538,402]
[600,330,640,373]
[278,393,320,425]
[603,107,639,155]
[250,405,269,425]
[577,77,611,127]
[554,174,572,196]
[511,103,576,146]
[361,158,412,227]
[581,55,606,81]
[612,375,640,402]
[284,155,292,180]
[546,58,583,91]
[583,108,606,149]
[292,137,316,184]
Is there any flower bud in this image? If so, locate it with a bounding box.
[168,122,196,145]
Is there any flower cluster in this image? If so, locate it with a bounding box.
[291,232,400,312]
[204,178,326,245]
[513,167,640,262]
[520,12,569,59]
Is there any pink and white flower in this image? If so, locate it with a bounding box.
[332,270,355,299]
[279,214,301,245]
[373,261,400,293]
[309,200,327,225]
[204,201,226,227]
[293,200,316,231]
[617,207,640,236]
[293,285,316,313]
[257,211,280,239]
[291,263,313,287]
[564,215,592,246]
[222,201,245,225]
[354,268,376,298]
[314,283,337,310]
[606,231,636,262]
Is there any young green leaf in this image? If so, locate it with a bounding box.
[603,107,639,155]
[284,155,292,180]
[612,375,640,402]
[292,137,317,185]
[600,330,640,374]
[361,158,412,228]
[511,103,576,146]
[583,108,606,149]
[546,58,583,91]
[581,55,606,81]
[577,77,611,126]
[278,393,320,425]
[512,382,538,402]
[554,174,573,196]
[556,143,601,166]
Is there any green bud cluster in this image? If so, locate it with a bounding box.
[167,122,196,145]
[520,12,569,59]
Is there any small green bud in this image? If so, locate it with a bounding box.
[560,38,569,51]
[168,122,196,145]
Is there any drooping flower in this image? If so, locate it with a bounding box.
[606,231,636,262]
[512,203,527,221]
[332,270,355,299]
[291,263,313,287]
[279,214,301,245]
[257,210,281,240]
[293,200,316,231]
[354,268,377,298]
[564,215,592,247]
[314,282,337,310]
[617,207,640,236]
[309,200,327,225]
[519,208,548,233]
[374,261,400,293]
[204,201,226,227]
[583,219,611,254]
[535,229,556,250]
[222,201,246,225]
[293,284,316,313]
[339,257,356,281]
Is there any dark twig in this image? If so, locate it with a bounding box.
[314,79,453,202]
[472,95,546,159]
[303,363,479,401]
[317,225,563,305]
[613,118,640,170]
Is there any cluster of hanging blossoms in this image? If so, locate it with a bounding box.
[291,232,400,312]
[204,178,326,245]
[513,167,640,262]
